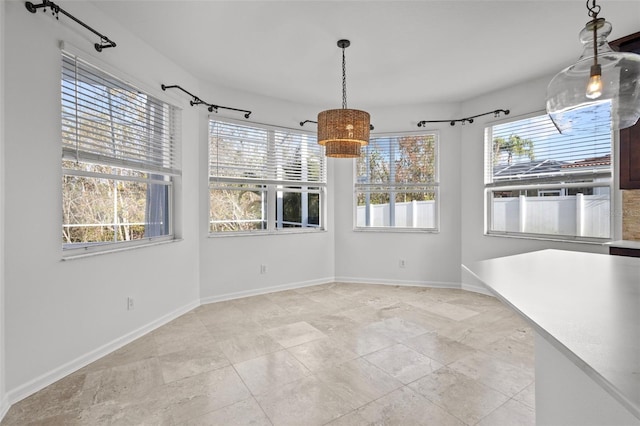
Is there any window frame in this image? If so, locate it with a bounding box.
[484,110,613,243]
[61,51,181,257]
[208,117,327,236]
[354,131,440,233]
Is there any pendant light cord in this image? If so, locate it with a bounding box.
[587,0,601,66]
[342,46,348,109]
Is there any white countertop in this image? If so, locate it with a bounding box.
[606,240,640,250]
[463,249,640,420]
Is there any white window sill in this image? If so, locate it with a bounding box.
[208,228,327,238]
[62,238,182,261]
[484,232,609,245]
[353,227,439,234]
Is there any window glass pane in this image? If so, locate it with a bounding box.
[61,53,179,252]
[395,135,437,183]
[276,187,322,229]
[62,174,170,246]
[356,192,391,227]
[209,120,326,234]
[356,133,438,230]
[358,139,392,184]
[489,187,610,238]
[209,183,266,232]
[308,193,320,226]
[485,104,612,240]
[281,191,302,228]
[356,188,437,229]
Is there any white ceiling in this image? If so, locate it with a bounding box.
[91,1,640,109]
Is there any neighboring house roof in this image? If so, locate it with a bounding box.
[560,154,611,169]
[494,155,610,178]
[494,159,567,177]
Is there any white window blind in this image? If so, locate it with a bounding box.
[486,103,612,185]
[61,52,181,175]
[274,130,325,183]
[209,120,325,184]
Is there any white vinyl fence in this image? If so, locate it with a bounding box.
[356,200,436,228]
[491,194,610,238]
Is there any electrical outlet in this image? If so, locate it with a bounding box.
[260,264,267,274]
[127,297,135,310]
[399,259,406,268]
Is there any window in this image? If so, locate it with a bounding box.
[209,120,325,233]
[356,133,439,230]
[61,52,180,253]
[485,103,612,240]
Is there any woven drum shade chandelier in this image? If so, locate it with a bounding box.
[317,39,370,158]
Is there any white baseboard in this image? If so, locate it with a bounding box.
[461,282,494,296]
[0,394,9,423]
[335,276,495,297]
[334,276,462,290]
[6,299,199,407]
[199,277,335,305]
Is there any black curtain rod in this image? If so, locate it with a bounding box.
[25,0,116,52]
[162,84,252,119]
[417,109,509,127]
[300,119,375,131]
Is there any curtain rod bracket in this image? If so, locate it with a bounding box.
[160,84,252,118]
[161,84,252,118]
[26,0,116,52]
[418,109,509,127]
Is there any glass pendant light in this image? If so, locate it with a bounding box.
[546,0,640,132]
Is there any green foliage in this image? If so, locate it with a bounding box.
[357,135,436,205]
[493,134,535,165]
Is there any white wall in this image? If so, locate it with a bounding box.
[0,0,7,419]
[3,0,200,402]
[333,103,464,287]
[195,83,466,298]
[459,76,613,287]
[198,83,336,301]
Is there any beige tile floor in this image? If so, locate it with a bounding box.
[1,283,535,426]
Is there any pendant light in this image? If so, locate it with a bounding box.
[546,0,640,132]
[317,39,370,158]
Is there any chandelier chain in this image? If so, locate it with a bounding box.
[586,0,600,19]
[342,46,347,109]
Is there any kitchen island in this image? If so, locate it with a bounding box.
[464,249,640,426]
